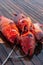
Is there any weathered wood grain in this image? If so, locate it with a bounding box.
[0,0,43,65]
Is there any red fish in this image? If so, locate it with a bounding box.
[0,16,20,44]
[14,14,33,34]
[32,23,43,41]
[19,31,36,56]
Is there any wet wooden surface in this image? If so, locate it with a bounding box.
[0,0,43,65]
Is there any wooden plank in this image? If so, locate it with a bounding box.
[0,0,43,65]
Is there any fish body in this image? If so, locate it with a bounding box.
[0,16,20,44]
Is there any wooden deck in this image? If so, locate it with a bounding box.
[0,0,43,65]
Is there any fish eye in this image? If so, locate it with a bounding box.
[22,16,25,18]
[28,34,33,37]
